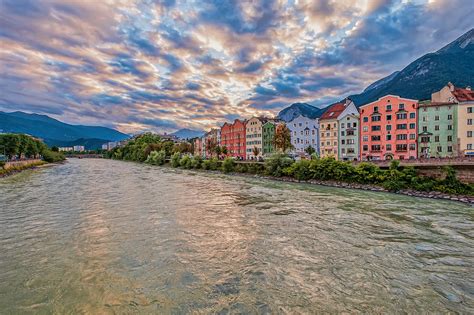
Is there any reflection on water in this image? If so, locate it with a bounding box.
[0,159,473,313]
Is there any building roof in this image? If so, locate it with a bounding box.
[320,102,346,120]
[452,87,474,102]
[419,101,457,107]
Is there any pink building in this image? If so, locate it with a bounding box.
[360,95,418,161]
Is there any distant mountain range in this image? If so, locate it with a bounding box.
[0,111,129,149]
[278,28,473,121]
[171,128,204,139]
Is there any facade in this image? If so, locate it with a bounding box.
[194,137,203,157]
[220,119,246,159]
[262,121,277,156]
[73,145,85,152]
[288,115,319,156]
[246,117,266,160]
[432,83,474,156]
[320,99,358,160]
[203,128,219,158]
[58,147,73,152]
[417,101,458,158]
[360,95,418,161]
[338,112,360,161]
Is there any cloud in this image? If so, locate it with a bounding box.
[0,0,472,133]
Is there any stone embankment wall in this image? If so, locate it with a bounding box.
[4,159,42,169]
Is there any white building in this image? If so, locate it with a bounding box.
[58,147,73,152]
[288,115,320,156]
[73,145,85,152]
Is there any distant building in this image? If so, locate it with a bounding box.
[360,95,418,161]
[320,99,358,160]
[101,141,119,151]
[246,117,268,160]
[432,82,474,156]
[58,147,73,152]
[288,115,319,156]
[262,120,284,156]
[73,145,85,152]
[203,128,220,158]
[194,138,203,157]
[338,112,360,161]
[220,119,246,159]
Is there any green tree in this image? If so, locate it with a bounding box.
[273,124,293,153]
[305,145,315,155]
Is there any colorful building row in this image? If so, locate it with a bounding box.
[193,83,473,161]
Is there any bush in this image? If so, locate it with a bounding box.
[202,159,211,170]
[264,154,294,177]
[191,155,203,169]
[247,162,264,174]
[286,159,312,180]
[41,150,65,163]
[235,163,248,173]
[171,152,181,168]
[145,150,166,165]
[180,155,193,169]
[222,157,235,173]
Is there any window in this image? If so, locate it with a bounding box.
[396,144,407,151]
[435,125,439,131]
[341,140,346,145]
[347,139,355,145]
[353,122,357,127]
[341,148,345,154]
[468,119,473,125]
[386,125,392,131]
[448,135,453,142]
[435,136,439,142]
[448,114,453,120]
[363,117,369,122]
[396,134,407,140]
[341,131,345,136]
[468,131,473,138]
[409,144,416,151]
[363,126,368,132]
[397,113,407,119]
[386,144,392,151]
[421,136,430,143]
[410,134,416,140]
[448,146,453,153]
[374,106,379,112]
[435,115,439,121]
[372,135,381,141]
[409,123,416,129]
[423,116,427,122]
[399,104,405,110]
[363,145,368,151]
[371,145,381,151]
[372,125,381,131]
[409,113,416,119]
[468,107,473,113]
[386,134,392,141]
[448,125,453,130]
[372,116,381,122]
[387,104,392,111]
[341,123,345,128]
[387,115,392,121]
[468,144,473,150]
[396,124,407,130]
[437,146,442,153]
[363,136,368,142]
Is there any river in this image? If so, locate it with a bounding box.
[0,159,473,313]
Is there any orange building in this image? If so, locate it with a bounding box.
[360,95,418,161]
[220,119,246,159]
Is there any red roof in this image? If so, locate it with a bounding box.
[320,102,345,120]
[453,88,474,102]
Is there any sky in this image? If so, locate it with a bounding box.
[0,0,473,134]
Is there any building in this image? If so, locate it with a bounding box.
[262,119,284,156]
[338,111,360,161]
[288,115,319,156]
[246,117,270,160]
[194,137,203,157]
[101,141,119,151]
[73,145,85,152]
[319,99,358,159]
[431,82,474,156]
[203,128,220,158]
[417,101,458,158]
[360,95,418,161]
[220,119,246,159]
[58,147,73,152]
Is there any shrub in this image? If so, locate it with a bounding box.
[264,154,294,177]
[41,150,65,163]
[286,160,312,180]
[209,158,220,170]
[235,163,248,173]
[145,150,166,165]
[191,155,203,169]
[222,157,235,173]
[171,152,181,168]
[247,162,264,174]
[180,155,192,169]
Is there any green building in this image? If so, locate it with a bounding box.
[418,101,458,158]
[262,121,277,156]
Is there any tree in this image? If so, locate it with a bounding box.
[51,146,59,152]
[273,124,293,153]
[214,145,222,158]
[206,137,217,157]
[305,145,315,155]
[222,146,228,155]
[252,146,260,157]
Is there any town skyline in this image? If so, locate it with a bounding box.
[0,0,473,134]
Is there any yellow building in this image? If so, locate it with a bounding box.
[245,117,266,160]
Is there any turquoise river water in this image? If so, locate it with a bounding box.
[0,159,473,313]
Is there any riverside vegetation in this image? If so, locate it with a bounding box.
[107,133,473,197]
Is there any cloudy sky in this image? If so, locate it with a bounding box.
[0,0,472,133]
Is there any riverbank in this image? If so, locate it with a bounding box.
[157,162,474,206]
[0,160,49,178]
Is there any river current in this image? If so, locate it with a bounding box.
[0,159,473,313]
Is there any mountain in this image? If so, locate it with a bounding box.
[171,128,204,139]
[277,28,473,119]
[277,102,327,122]
[350,28,474,105]
[0,111,129,147]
